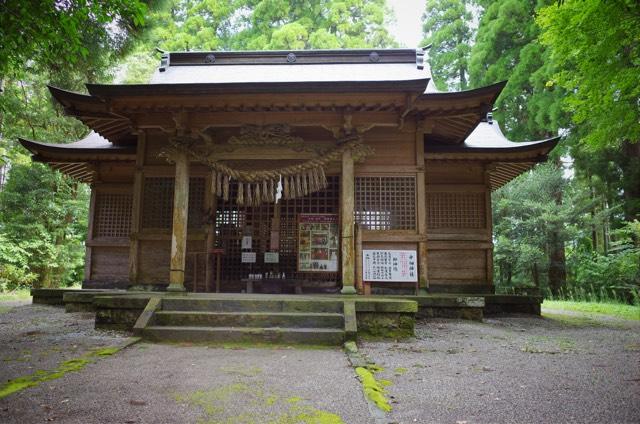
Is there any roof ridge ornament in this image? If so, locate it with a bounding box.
[159,52,170,73]
[415,48,425,70]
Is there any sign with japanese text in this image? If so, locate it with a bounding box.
[241,252,256,263]
[363,250,418,282]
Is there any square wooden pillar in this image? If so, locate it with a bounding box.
[340,149,356,294]
[168,150,190,292]
[128,131,145,288]
[417,120,429,294]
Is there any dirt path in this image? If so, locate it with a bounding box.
[1,302,638,423]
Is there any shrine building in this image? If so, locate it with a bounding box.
[20,48,559,296]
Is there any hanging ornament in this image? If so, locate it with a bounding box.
[236,181,244,206]
[223,175,230,201]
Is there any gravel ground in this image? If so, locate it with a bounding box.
[0,301,638,424]
[359,311,640,424]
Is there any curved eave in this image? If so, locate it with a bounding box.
[415,81,507,145]
[47,86,134,144]
[19,136,135,184]
[85,78,430,98]
[426,137,560,191]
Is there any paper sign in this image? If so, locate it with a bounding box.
[241,252,256,263]
[297,214,338,272]
[363,249,418,282]
[264,252,279,263]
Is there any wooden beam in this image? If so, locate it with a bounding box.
[168,149,190,292]
[340,149,356,294]
[484,165,494,288]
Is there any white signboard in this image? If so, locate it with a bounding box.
[264,252,279,263]
[363,250,418,282]
[241,252,256,263]
[241,236,252,250]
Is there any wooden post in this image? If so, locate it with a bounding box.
[128,131,145,288]
[484,165,494,291]
[168,150,189,292]
[84,187,97,283]
[204,171,217,292]
[416,120,429,295]
[354,223,363,294]
[340,149,356,294]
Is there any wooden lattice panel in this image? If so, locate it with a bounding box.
[427,192,485,229]
[94,193,132,238]
[355,176,416,230]
[142,177,205,229]
[214,176,340,284]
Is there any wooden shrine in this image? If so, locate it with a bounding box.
[20,48,559,295]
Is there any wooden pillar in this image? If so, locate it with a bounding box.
[416,120,429,294]
[484,165,495,291]
[168,150,190,292]
[340,149,356,294]
[128,132,145,288]
[84,187,97,283]
[204,171,218,292]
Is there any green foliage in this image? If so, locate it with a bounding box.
[0,164,89,289]
[120,0,398,83]
[537,0,640,150]
[0,0,147,79]
[421,0,474,90]
[543,300,640,320]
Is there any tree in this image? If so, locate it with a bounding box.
[120,0,398,83]
[538,0,640,221]
[0,0,146,80]
[421,0,474,91]
[469,0,564,141]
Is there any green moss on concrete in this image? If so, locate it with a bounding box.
[175,383,345,423]
[0,344,126,399]
[356,312,414,340]
[355,366,392,413]
[393,367,408,375]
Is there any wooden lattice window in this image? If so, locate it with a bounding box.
[214,176,340,283]
[427,192,485,229]
[142,177,206,229]
[94,192,132,238]
[355,176,416,230]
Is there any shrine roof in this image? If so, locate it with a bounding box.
[425,120,561,190]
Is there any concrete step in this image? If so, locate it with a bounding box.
[143,326,345,345]
[161,298,343,314]
[154,311,344,329]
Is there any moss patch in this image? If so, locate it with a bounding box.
[175,383,345,423]
[0,344,125,399]
[355,366,392,413]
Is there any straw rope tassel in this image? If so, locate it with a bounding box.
[261,180,268,202]
[319,167,327,189]
[269,179,275,203]
[216,171,222,197]
[301,172,308,196]
[253,183,262,206]
[246,183,252,207]
[294,174,302,198]
[223,175,230,201]
[237,181,244,206]
[283,176,290,199]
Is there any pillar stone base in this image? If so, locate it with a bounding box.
[341,286,357,295]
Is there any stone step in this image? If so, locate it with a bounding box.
[143,326,345,345]
[161,298,343,314]
[154,311,344,329]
